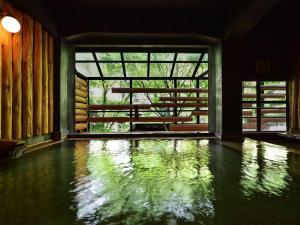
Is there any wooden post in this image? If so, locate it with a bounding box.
[22,14,33,138]
[12,8,23,139]
[33,22,43,135]
[48,36,54,133]
[1,3,13,139]
[134,105,139,119]
[42,31,49,134]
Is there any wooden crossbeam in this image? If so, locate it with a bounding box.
[89,117,193,123]
[75,89,88,98]
[75,95,87,103]
[243,109,286,116]
[191,111,208,116]
[152,103,208,108]
[89,104,151,110]
[169,124,208,131]
[243,94,286,98]
[75,76,87,87]
[245,118,286,123]
[160,97,208,102]
[75,115,88,122]
[261,109,286,114]
[76,102,88,109]
[260,86,286,90]
[75,123,88,131]
[112,88,208,93]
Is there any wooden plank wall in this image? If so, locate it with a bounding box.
[75,76,88,132]
[0,0,55,140]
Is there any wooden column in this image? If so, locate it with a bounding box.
[1,3,13,139]
[12,8,23,139]
[33,22,43,135]
[48,36,54,133]
[22,14,33,138]
[42,31,49,134]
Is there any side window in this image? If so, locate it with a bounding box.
[242,81,287,132]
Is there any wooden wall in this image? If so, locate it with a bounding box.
[75,76,88,132]
[0,0,54,140]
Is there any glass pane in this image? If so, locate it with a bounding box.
[89,112,130,132]
[243,109,256,117]
[202,53,208,61]
[89,80,130,132]
[261,103,286,108]
[243,118,257,131]
[75,53,94,61]
[150,53,175,61]
[242,81,256,87]
[196,63,208,76]
[100,63,123,77]
[261,81,286,86]
[96,53,121,61]
[242,81,256,102]
[132,80,174,118]
[150,63,172,77]
[124,53,147,61]
[261,108,286,117]
[173,63,196,77]
[89,80,129,105]
[125,63,147,77]
[76,63,100,77]
[261,118,286,131]
[177,53,200,61]
[260,81,286,101]
[242,103,257,108]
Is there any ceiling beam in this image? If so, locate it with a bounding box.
[224,0,282,39]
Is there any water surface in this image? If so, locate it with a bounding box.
[0,138,300,225]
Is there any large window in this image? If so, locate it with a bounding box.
[75,51,208,79]
[75,49,209,133]
[242,81,287,132]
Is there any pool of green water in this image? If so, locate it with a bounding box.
[0,138,300,225]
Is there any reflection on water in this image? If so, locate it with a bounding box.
[1,138,300,225]
[240,139,290,196]
[73,139,214,225]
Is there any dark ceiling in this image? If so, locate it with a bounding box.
[11,0,291,44]
[38,0,235,38]
[42,0,233,11]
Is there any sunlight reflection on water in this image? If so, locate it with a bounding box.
[73,139,215,224]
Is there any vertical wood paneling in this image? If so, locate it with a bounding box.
[33,22,43,136]
[12,8,23,139]
[0,0,2,138]
[22,14,33,138]
[1,3,13,139]
[0,0,56,140]
[42,31,49,134]
[48,36,54,133]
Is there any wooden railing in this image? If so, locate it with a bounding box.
[85,87,209,132]
[112,88,208,93]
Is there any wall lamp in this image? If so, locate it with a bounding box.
[0,11,21,33]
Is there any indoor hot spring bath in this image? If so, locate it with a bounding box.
[0,138,300,225]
